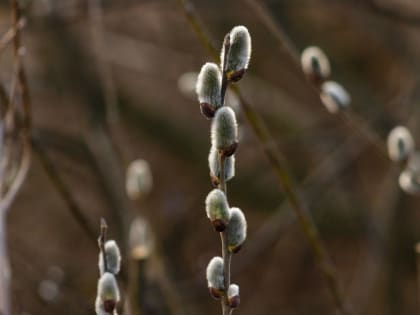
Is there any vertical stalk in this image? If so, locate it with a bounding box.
[217,30,233,312]
[0,213,10,315]
[176,1,350,314]
[98,218,109,273]
[218,152,231,315]
[415,243,420,315]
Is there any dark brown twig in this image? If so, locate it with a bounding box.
[99,217,109,273]
[32,138,98,245]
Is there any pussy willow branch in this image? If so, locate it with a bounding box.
[244,0,388,158]
[218,152,231,315]
[99,218,109,272]
[176,0,350,314]
[218,37,233,315]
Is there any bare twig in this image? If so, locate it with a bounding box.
[362,0,420,28]
[244,0,388,158]
[176,0,351,314]
[32,138,98,244]
[0,2,32,314]
[416,243,420,315]
[99,217,109,273]
[88,0,119,124]
[0,18,25,53]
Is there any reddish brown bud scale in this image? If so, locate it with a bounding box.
[222,142,238,157]
[212,219,227,232]
[103,299,116,313]
[209,286,223,299]
[230,244,242,254]
[200,103,216,119]
[228,295,240,308]
[227,68,246,82]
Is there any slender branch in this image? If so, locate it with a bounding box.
[217,152,230,315]
[32,138,98,245]
[220,34,230,105]
[176,1,351,314]
[362,0,420,28]
[244,0,388,158]
[99,218,109,273]
[415,243,420,315]
[0,2,31,314]
[0,18,25,53]
[87,0,119,124]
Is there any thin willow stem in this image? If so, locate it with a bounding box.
[218,151,230,315]
[415,243,420,315]
[99,218,109,272]
[176,1,351,314]
[244,0,387,159]
[32,139,98,244]
[0,2,32,314]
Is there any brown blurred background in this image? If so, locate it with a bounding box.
[3,0,420,314]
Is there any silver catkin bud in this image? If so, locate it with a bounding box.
[196,63,222,118]
[399,152,420,194]
[205,189,231,232]
[126,159,153,201]
[129,217,154,260]
[211,107,238,156]
[226,207,247,253]
[208,145,235,185]
[206,256,224,298]
[399,169,420,194]
[320,81,351,113]
[387,126,414,162]
[301,46,331,85]
[221,26,252,82]
[96,272,120,314]
[227,284,240,308]
[99,240,121,275]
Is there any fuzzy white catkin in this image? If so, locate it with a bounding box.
[196,63,222,109]
[320,81,351,113]
[99,240,121,275]
[226,207,247,253]
[129,217,154,260]
[38,279,59,302]
[227,284,239,298]
[126,159,153,200]
[206,256,224,290]
[211,107,238,150]
[301,46,331,82]
[399,152,420,194]
[399,169,420,194]
[97,272,120,302]
[221,26,251,80]
[205,189,231,224]
[387,126,414,162]
[178,72,199,99]
[208,146,235,182]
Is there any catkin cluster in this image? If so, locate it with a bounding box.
[300,46,351,113]
[95,225,122,315]
[196,25,251,313]
[386,125,420,194]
